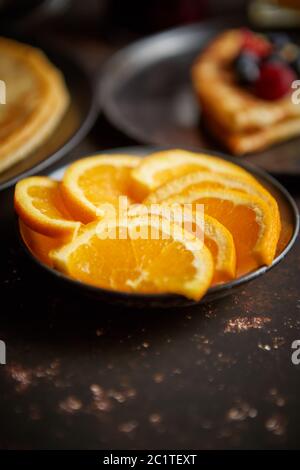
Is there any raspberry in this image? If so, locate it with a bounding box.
[254,62,296,100]
[242,29,272,58]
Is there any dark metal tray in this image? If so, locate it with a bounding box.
[101,20,300,177]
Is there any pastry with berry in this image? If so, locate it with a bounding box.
[192,29,300,155]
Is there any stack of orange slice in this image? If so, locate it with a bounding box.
[14,149,281,301]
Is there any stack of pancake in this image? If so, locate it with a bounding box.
[0,37,69,173]
[192,29,300,155]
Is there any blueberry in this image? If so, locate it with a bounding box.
[268,33,290,50]
[234,52,260,85]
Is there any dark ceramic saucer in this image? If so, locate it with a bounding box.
[18,147,299,309]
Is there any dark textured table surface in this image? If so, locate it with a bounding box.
[1,30,300,450]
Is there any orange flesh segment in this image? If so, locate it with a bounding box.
[145,170,281,244]
[61,155,141,223]
[152,164,208,189]
[28,184,74,221]
[199,197,259,275]
[67,235,194,293]
[51,219,214,300]
[14,177,80,238]
[131,149,257,200]
[126,204,236,284]
[19,220,63,267]
[162,187,278,275]
[204,237,224,284]
[78,166,134,206]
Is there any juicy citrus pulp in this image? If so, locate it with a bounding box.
[61,155,140,223]
[131,149,257,200]
[161,188,279,275]
[19,219,65,267]
[50,216,214,300]
[14,176,80,238]
[126,204,236,284]
[145,169,281,252]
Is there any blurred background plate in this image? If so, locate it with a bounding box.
[100,19,300,178]
[0,39,97,191]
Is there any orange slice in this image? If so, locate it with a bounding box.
[161,188,279,275]
[145,170,281,238]
[203,214,236,283]
[61,155,141,223]
[131,149,256,200]
[14,176,81,238]
[50,216,214,301]
[19,219,65,267]
[127,204,236,283]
